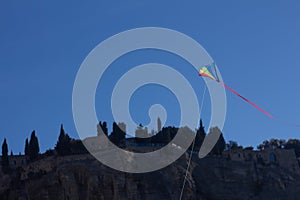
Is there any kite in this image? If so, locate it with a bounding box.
[199,63,300,127]
[199,67,217,81]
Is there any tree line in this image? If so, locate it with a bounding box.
[225,138,300,158]
[1,119,225,165]
[2,120,300,172]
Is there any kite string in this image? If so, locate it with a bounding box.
[179,85,207,200]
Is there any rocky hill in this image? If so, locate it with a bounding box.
[1,151,300,200]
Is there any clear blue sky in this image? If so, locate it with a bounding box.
[1,1,299,154]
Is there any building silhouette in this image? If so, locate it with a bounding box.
[157,117,162,132]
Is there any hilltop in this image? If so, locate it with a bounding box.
[1,148,300,200]
[1,121,300,199]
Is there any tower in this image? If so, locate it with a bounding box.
[157,117,162,132]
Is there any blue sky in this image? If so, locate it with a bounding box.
[0,1,299,154]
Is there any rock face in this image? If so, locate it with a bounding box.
[1,152,300,200]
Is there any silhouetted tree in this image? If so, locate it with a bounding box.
[210,127,226,155]
[1,138,9,171]
[194,119,206,150]
[28,131,40,161]
[69,140,88,155]
[257,144,264,151]
[99,121,108,136]
[285,139,300,157]
[10,150,13,156]
[45,149,54,156]
[262,140,270,149]
[55,124,71,156]
[151,126,178,144]
[244,146,254,151]
[257,139,286,150]
[258,140,271,150]
[109,122,126,145]
[269,139,286,149]
[226,141,239,150]
[24,138,29,156]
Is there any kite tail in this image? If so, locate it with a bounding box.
[199,65,300,127]
[219,81,300,127]
[218,82,274,119]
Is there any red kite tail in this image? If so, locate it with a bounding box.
[219,82,274,119]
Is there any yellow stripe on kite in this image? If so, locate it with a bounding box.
[199,67,216,80]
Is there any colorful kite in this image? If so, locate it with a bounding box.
[199,63,300,127]
[199,63,274,119]
[199,67,216,81]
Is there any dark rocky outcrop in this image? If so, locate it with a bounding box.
[1,152,300,200]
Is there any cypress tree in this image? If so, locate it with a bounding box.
[55,124,71,156]
[24,138,29,156]
[195,119,206,150]
[98,121,108,136]
[1,138,9,171]
[110,122,126,145]
[210,127,226,155]
[28,131,40,161]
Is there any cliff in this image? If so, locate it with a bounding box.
[1,151,300,200]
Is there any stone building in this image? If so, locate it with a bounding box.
[0,155,28,170]
[223,148,300,173]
